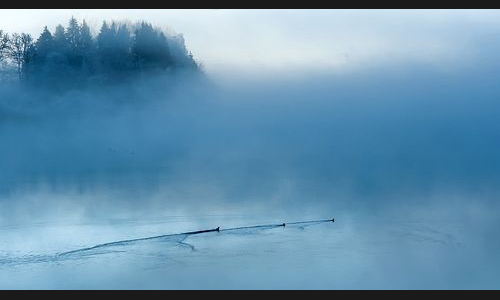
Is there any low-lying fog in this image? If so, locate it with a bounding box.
[1,12,500,288]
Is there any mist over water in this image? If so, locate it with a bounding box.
[1,13,500,289]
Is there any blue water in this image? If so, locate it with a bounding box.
[0,207,498,289]
[1,63,500,289]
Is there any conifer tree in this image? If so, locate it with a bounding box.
[132,22,172,72]
[79,20,95,76]
[79,20,94,54]
[4,17,200,87]
[66,17,80,51]
[53,25,67,47]
[36,26,54,53]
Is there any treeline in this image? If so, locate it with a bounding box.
[0,17,200,90]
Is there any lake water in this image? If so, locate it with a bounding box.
[1,71,500,289]
[1,203,498,289]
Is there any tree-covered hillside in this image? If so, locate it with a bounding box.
[0,17,200,90]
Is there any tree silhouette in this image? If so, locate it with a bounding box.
[36,26,54,56]
[132,22,172,73]
[79,20,96,77]
[2,17,200,89]
[66,17,80,51]
[0,30,10,64]
[8,33,33,81]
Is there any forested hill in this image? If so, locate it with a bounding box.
[0,17,201,90]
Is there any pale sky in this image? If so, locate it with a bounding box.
[1,9,499,75]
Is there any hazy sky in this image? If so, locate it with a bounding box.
[1,9,500,75]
